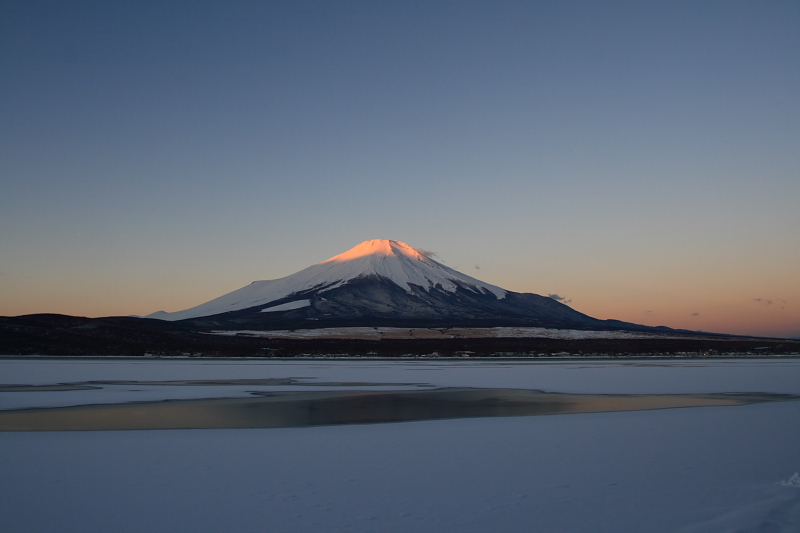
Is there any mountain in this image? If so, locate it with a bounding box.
[146,239,652,332]
[149,240,504,321]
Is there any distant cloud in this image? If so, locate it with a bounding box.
[691,312,700,317]
[417,249,438,259]
[643,310,653,315]
[549,294,572,304]
[753,298,787,308]
[474,265,480,270]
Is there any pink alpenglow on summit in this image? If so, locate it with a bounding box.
[325,239,427,261]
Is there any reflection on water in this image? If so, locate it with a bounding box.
[0,378,420,392]
[0,387,796,431]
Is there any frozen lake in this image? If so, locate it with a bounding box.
[1,358,799,532]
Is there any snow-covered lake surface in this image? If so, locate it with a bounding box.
[1,358,799,532]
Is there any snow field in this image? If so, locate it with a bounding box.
[1,402,798,532]
[2,358,799,532]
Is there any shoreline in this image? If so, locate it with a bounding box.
[2,354,800,361]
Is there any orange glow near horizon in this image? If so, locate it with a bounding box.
[545,287,799,339]
[1,239,796,339]
[1,272,797,339]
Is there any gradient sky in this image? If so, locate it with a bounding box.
[1,1,798,338]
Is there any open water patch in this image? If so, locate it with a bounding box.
[0,388,797,431]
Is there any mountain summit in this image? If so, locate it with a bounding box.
[316,239,505,299]
[147,239,640,331]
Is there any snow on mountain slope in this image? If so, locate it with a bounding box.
[260,300,311,313]
[148,240,506,321]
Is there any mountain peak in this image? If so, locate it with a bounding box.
[148,239,505,321]
[324,239,425,263]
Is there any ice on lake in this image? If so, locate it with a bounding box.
[1,357,799,532]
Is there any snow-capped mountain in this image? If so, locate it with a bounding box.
[147,239,625,330]
[148,240,504,321]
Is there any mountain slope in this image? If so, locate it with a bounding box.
[147,239,645,331]
[148,240,505,322]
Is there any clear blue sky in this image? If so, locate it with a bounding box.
[1,1,798,337]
